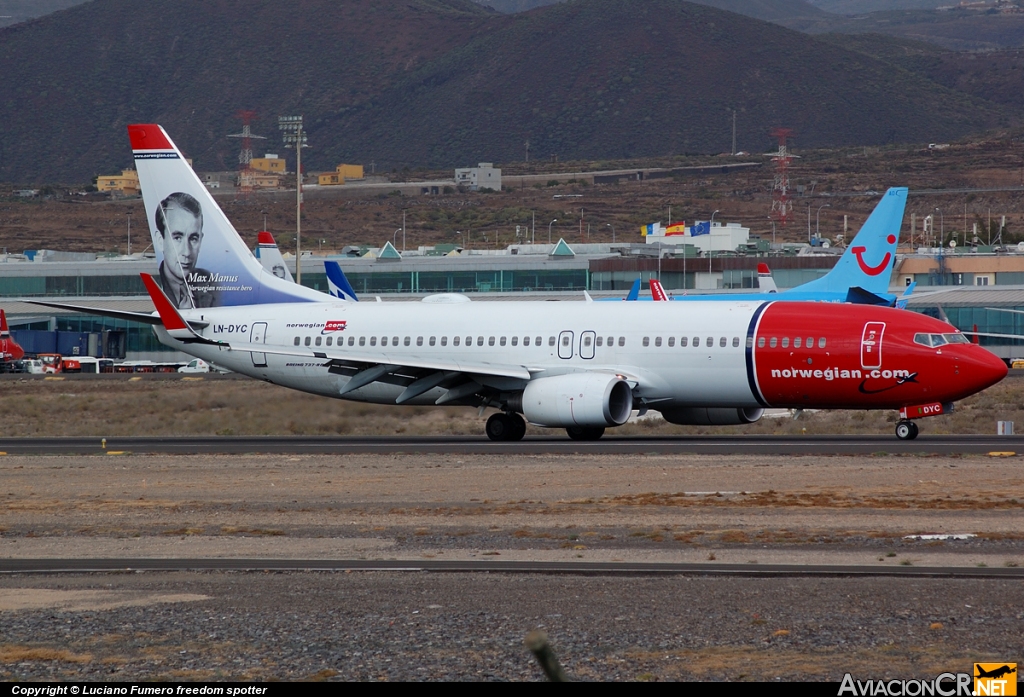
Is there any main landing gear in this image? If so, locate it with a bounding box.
[566,426,606,441]
[485,412,527,441]
[895,420,919,440]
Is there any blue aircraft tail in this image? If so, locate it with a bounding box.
[325,261,359,302]
[624,278,641,301]
[793,187,907,298]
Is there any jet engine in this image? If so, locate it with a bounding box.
[659,407,765,426]
[517,373,633,428]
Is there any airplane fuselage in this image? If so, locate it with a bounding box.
[158,298,1006,414]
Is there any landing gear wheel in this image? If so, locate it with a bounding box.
[507,413,527,441]
[566,426,605,441]
[895,421,919,440]
[486,413,513,441]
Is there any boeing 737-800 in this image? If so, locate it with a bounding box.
[31,125,1007,441]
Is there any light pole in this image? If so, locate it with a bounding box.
[126,211,131,256]
[709,210,719,276]
[816,203,831,242]
[935,207,944,246]
[548,218,557,244]
[402,210,406,252]
[261,209,268,231]
[768,217,776,245]
[606,223,615,243]
[279,115,308,283]
[807,204,812,244]
[393,229,401,248]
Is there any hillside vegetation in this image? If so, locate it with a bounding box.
[0,0,1013,183]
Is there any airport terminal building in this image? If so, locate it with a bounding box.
[4,241,1024,362]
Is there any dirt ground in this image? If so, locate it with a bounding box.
[0,373,1020,438]
[4,135,1024,255]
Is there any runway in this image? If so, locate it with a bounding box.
[1,433,1022,455]
[3,557,1024,578]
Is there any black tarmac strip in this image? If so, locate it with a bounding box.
[3,558,1024,578]
[1,434,1023,455]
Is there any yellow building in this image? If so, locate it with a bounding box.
[96,169,139,196]
[251,154,286,173]
[318,163,364,186]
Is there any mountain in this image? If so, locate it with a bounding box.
[0,0,87,28]
[0,0,1012,183]
[478,0,831,21]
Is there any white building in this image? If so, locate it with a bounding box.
[643,220,750,253]
[455,163,502,191]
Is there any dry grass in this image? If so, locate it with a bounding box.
[0,645,92,664]
[1,375,1021,438]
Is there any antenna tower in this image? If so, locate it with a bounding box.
[228,110,266,198]
[769,127,793,227]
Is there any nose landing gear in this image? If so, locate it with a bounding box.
[895,420,919,440]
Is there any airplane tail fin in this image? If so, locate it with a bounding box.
[0,309,8,335]
[795,187,907,297]
[757,263,778,293]
[624,278,641,301]
[650,278,669,301]
[254,231,295,283]
[128,124,325,309]
[324,261,359,302]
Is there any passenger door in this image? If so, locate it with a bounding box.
[558,330,574,359]
[250,322,268,367]
[860,322,885,370]
[580,330,596,360]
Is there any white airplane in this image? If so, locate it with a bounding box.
[31,125,1008,441]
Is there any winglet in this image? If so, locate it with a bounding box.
[141,273,219,344]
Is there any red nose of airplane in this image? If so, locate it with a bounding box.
[961,346,1008,396]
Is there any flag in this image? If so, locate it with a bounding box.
[690,221,710,236]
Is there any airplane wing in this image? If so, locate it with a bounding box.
[25,299,171,326]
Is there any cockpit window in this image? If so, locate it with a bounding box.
[914,333,966,347]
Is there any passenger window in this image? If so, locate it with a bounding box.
[304,336,311,346]
[769,337,777,348]
[429,336,435,346]
[719,337,726,348]
[370,337,377,346]
[381,337,388,347]
[315,337,322,346]
[607,336,614,346]
[523,336,530,346]
[781,337,789,348]
[794,337,802,348]
[348,337,355,346]
[758,337,765,348]
[359,337,366,346]
[549,337,556,347]
[618,337,625,347]
[393,336,399,346]
[477,336,484,347]
[732,337,740,348]
[561,335,571,347]
[416,337,423,346]
[441,337,448,346]
[538,337,544,346]
[807,337,814,349]
[818,337,826,348]
[680,337,687,347]
[500,337,506,346]
[596,337,603,347]
[404,337,411,346]
[453,336,460,346]
[655,337,662,347]
[467,336,473,346]
[643,337,650,347]
[488,336,495,346]
[293,337,300,346]
[706,337,713,347]
[668,337,675,347]
[583,335,592,347]
[693,337,700,348]
[511,336,518,346]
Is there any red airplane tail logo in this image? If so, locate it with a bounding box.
[851,235,897,276]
